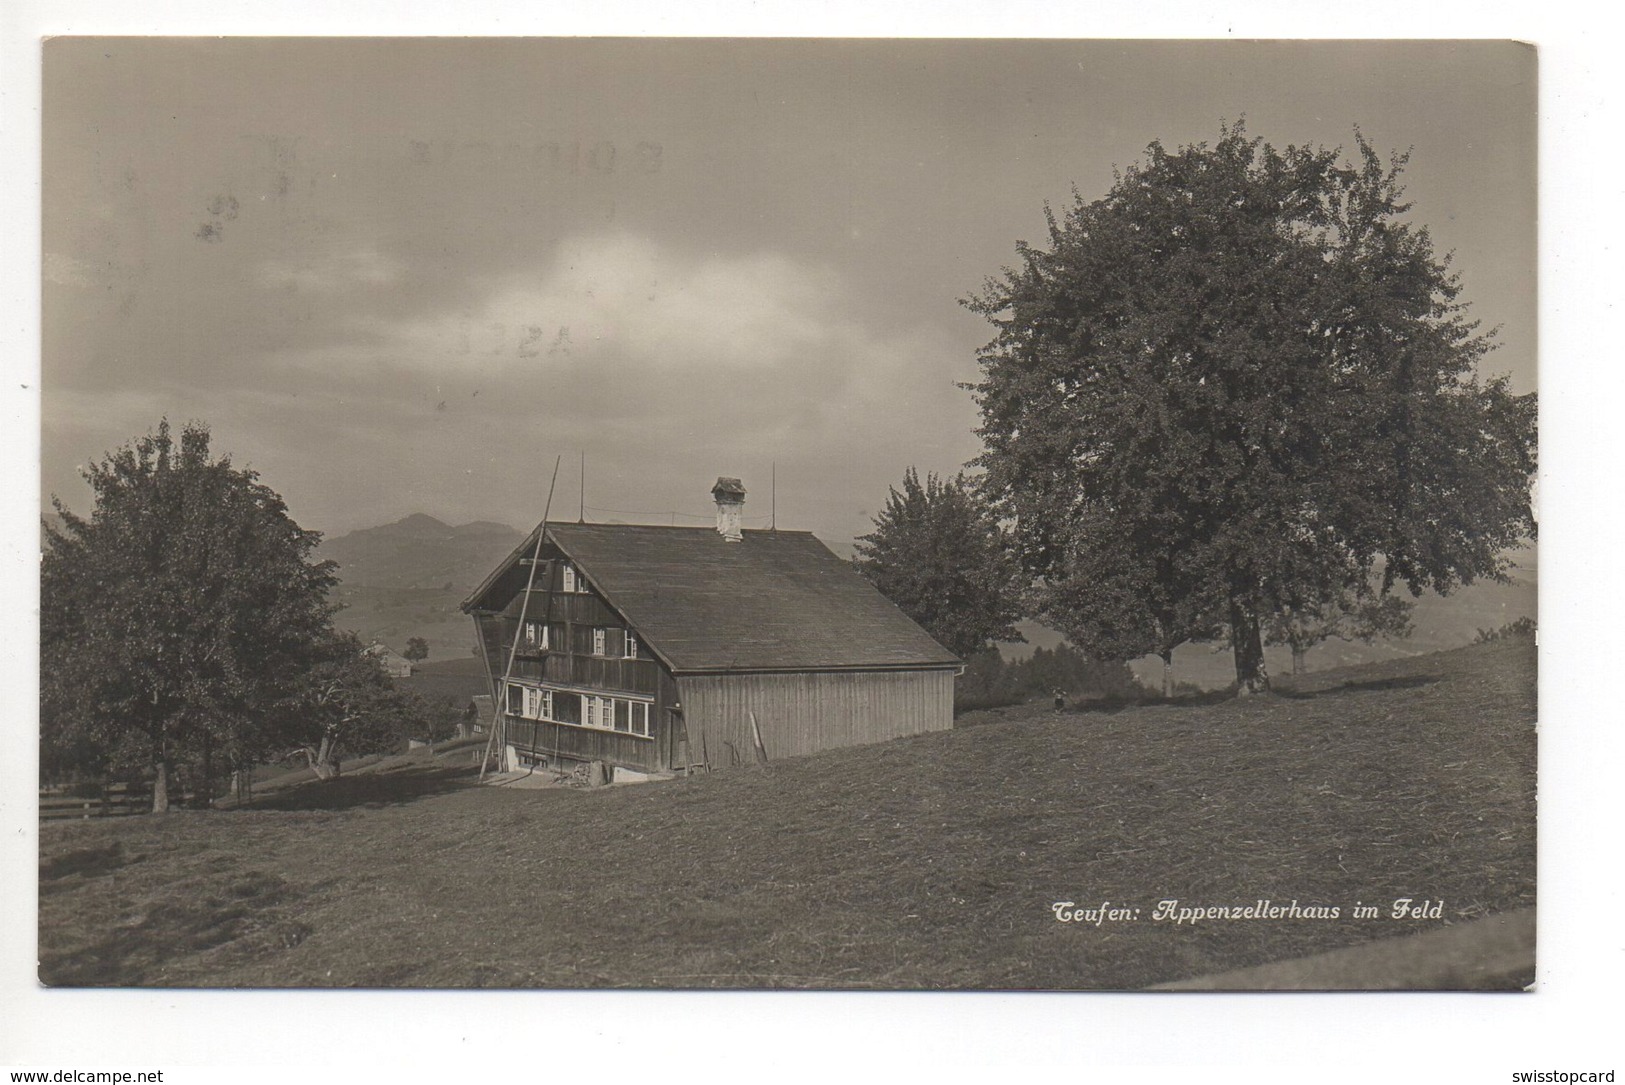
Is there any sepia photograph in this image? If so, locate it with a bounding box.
[33,36,1541,1001]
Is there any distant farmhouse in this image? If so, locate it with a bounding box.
[362,641,414,679]
[461,478,960,777]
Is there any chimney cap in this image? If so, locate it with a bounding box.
[711,477,747,499]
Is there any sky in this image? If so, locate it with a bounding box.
[42,39,1537,551]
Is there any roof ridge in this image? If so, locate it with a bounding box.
[552,522,815,536]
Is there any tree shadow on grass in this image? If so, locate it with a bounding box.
[40,869,299,987]
[1273,674,1441,700]
[957,686,1243,726]
[245,762,482,812]
[1060,687,1242,717]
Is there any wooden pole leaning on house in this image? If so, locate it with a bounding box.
[748,709,771,768]
[480,455,563,782]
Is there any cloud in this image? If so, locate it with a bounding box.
[216,232,983,538]
[44,231,985,544]
[337,234,869,375]
[260,233,968,435]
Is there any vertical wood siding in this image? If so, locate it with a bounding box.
[502,590,620,626]
[677,669,954,766]
[504,718,662,772]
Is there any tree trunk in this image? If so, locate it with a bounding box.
[1160,651,1174,698]
[313,733,338,779]
[1230,600,1270,695]
[200,735,214,808]
[1291,647,1307,676]
[152,758,170,814]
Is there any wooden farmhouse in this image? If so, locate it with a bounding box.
[362,641,414,679]
[461,478,960,777]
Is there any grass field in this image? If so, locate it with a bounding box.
[37,637,1535,989]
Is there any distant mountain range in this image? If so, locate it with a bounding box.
[320,514,524,662]
[50,505,1536,687]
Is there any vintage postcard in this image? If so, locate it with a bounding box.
[36,38,1536,998]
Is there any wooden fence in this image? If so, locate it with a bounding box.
[38,783,195,820]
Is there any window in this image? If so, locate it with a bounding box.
[551,690,581,725]
[524,687,549,720]
[506,684,552,720]
[592,628,607,656]
[519,685,651,739]
[522,621,548,650]
[561,564,578,593]
[623,632,639,659]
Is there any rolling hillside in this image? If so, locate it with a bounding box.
[37,636,1536,989]
[319,514,523,661]
[1009,545,1537,691]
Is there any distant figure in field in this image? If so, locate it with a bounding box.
[1053,688,1066,712]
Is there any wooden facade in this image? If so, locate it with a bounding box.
[677,669,954,766]
[464,519,961,776]
[469,546,681,773]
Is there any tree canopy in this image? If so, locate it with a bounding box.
[42,421,339,809]
[852,468,1026,659]
[965,123,1536,692]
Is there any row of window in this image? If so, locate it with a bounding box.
[505,683,653,738]
[521,621,639,659]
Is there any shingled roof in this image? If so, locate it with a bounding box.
[466,523,960,674]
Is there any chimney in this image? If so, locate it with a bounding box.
[712,477,746,542]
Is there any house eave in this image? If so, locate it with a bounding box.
[670,661,962,678]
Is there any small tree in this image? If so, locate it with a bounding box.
[404,637,430,662]
[42,421,337,811]
[1008,643,1148,703]
[954,648,1019,713]
[1472,616,1536,644]
[852,468,1026,659]
[1034,543,1225,697]
[1264,592,1414,675]
[287,632,412,777]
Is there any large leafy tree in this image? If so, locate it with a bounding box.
[965,123,1536,693]
[852,468,1026,659]
[42,421,338,810]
